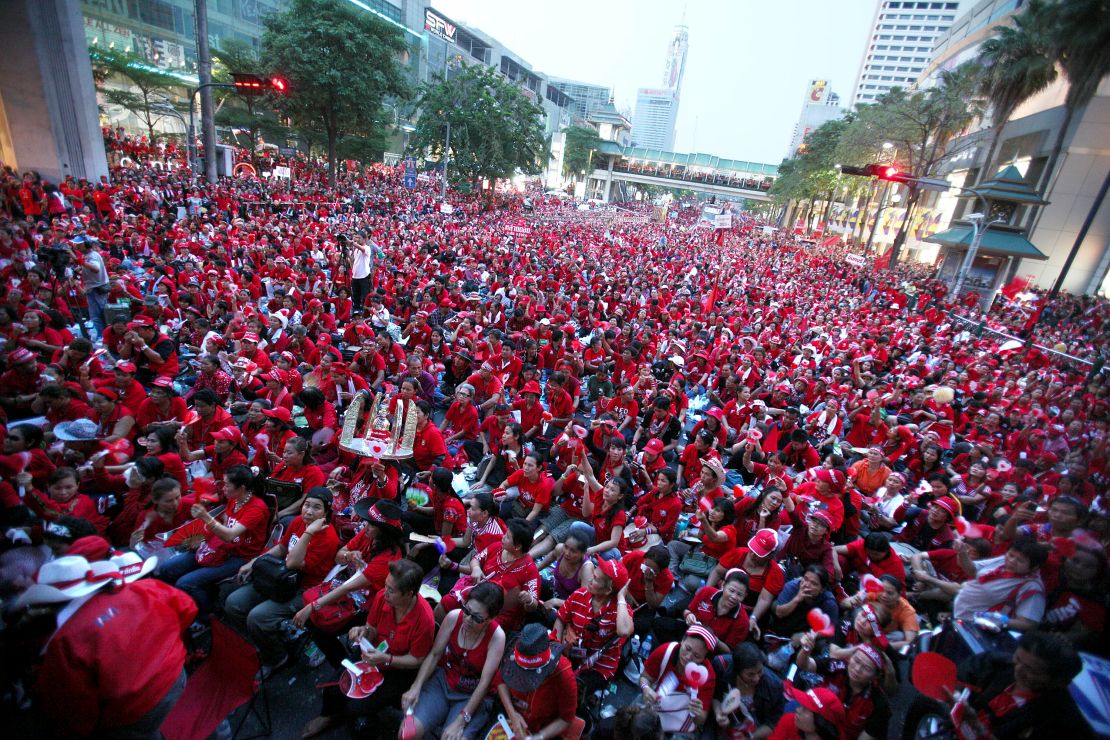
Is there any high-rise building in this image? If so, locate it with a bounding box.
[631,88,678,150]
[632,24,687,150]
[786,80,845,157]
[548,77,612,124]
[849,0,968,108]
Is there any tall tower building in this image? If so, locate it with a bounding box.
[786,80,845,157]
[850,0,968,108]
[633,24,687,150]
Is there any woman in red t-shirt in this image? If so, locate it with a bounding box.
[224,487,340,672]
[498,451,554,522]
[302,559,435,738]
[401,582,507,738]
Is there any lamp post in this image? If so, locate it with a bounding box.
[951,212,1005,298]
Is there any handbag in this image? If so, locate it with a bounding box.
[195,536,229,566]
[678,551,717,578]
[250,553,302,602]
[303,566,358,632]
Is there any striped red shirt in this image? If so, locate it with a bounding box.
[556,588,629,680]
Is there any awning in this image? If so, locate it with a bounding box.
[924,226,1047,260]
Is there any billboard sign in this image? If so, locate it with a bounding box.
[425,9,457,43]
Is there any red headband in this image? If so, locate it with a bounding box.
[367,506,401,529]
[514,645,551,669]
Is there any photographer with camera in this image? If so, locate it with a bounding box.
[69,234,110,337]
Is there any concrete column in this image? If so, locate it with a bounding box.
[602,156,615,203]
[0,0,108,182]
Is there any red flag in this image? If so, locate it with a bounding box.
[1023,295,1047,334]
[1000,275,1031,301]
[714,228,725,246]
[702,273,720,314]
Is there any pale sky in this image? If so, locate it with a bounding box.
[432,0,878,165]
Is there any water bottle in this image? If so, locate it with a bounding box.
[280,619,305,641]
[304,640,326,668]
[972,611,1009,633]
[640,634,653,659]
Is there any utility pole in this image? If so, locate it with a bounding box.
[195,0,217,183]
[441,120,451,201]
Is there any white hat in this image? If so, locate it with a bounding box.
[100,551,158,583]
[668,354,685,367]
[16,555,114,607]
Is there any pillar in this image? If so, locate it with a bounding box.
[0,0,108,182]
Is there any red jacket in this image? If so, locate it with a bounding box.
[35,579,197,737]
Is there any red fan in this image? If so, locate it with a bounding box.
[806,608,834,637]
[182,410,201,427]
[162,518,209,547]
[104,438,135,464]
[13,451,32,472]
[911,652,957,702]
[747,429,763,442]
[954,516,982,539]
[193,477,220,504]
[860,573,884,594]
[338,662,383,699]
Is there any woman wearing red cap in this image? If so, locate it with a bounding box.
[88,386,136,443]
[640,624,717,734]
[768,684,847,740]
[134,376,188,434]
[553,556,633,704]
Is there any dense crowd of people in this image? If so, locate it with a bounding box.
[0,131,1107,739]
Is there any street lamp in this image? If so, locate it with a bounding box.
[951,212,1006,298]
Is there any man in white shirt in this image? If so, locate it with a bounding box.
[348,232,374,313]
[71,235,110,338]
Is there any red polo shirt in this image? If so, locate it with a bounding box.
[687,585,751,648]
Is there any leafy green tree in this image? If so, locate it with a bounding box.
[838,62,983,265]
[974,0,1057,185]
[562,125,604,177]
[260,0,411,184]
[410,64,546,202]
[212,40,284,165]
[91,49,185,141]
[1038,0,1110,193]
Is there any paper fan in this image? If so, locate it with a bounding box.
[104,438,135,464]
[405,487,429,507]
[684,662,709,688]
[806,608,835,637]
[338,661,383,699]
[860,573,884,594]
[161,518,208,547]
[911,652,957,702]
[182,409,201,427]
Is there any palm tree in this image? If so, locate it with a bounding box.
[1038,0,1110,193]
[973,0,1057,185]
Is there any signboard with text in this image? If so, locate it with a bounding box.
[425,9,457,43]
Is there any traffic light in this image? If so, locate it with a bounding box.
[839,163,911,183]
[231,73,288,96]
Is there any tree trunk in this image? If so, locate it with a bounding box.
[326,126,337,187]
[974,122,1005,187]
[854,183,875,245]
[1037,102,1077,197]
[821,190,835,230]
[888,185,922,267]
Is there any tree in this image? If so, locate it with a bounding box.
[260,0,411,184]
[974,0,1057,185]
[212,40,292,165]
[410,64,546,203]
[91,49,185,141]
[839,62,983,266]
[1038,0,1110,194]
[562,125,604,178]
[770,118,851,233]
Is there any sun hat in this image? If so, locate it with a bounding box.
[702,456,726,483]
[97,551,158,583]
[500,623,565,693]
[354,498,403,529]
[53,418,100,442]
[15,555,116,607]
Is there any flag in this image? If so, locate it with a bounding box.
[714,228,725,246]
[702,273,720,314]
[1000,275,1032,301]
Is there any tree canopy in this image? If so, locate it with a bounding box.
[409,64,547,194]
[260,0,411,184]
[90,49,185,142]
[562,125,604,177]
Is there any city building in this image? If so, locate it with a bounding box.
[905,0,1110,295]
[548,76,612,125]
[849,0,968,108]
[632,24,688,150]
[631,88,679,150]
[407,4,573,137]
[785,79,845,157]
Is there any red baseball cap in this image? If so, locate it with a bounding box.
[787,684,846,727]
[114,361,137,373]
[644,438,665,455]
[597,559,629,592]
[748,528,779,559]
[262,407,292,424]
